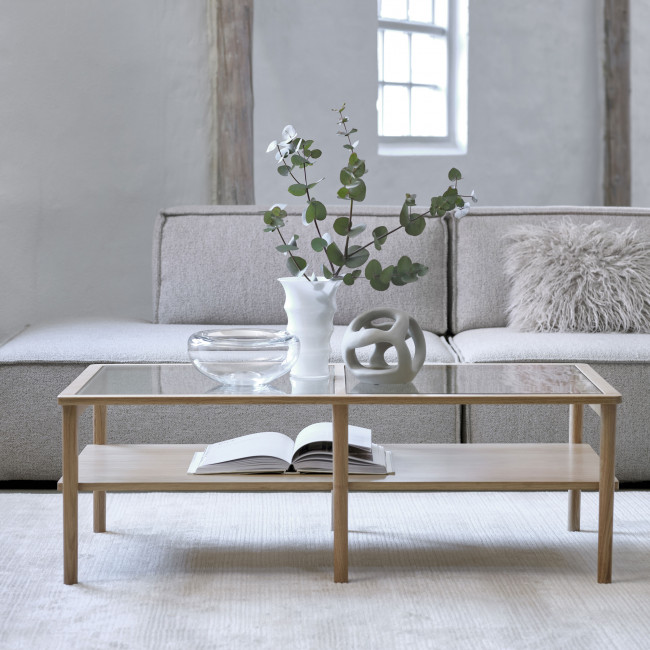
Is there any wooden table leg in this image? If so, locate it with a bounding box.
[598,404,616,584]
[568,403,583,531]
[62,405,79,585]
[332,404,349,583]
[93,405,107,533]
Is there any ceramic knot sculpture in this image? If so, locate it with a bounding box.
[341,308,426,384]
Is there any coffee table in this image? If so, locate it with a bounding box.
[58,362,621,585]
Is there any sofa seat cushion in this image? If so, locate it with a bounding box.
[450,327,650,363]
[0,318,457,365]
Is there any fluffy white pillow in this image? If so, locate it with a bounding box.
[504,220,650,332]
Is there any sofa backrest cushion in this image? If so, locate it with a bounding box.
[449,206,650,333]
[154,205,449,333]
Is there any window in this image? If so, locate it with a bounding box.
[377,0,468,155]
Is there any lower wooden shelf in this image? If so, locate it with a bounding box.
[57,443,614,493]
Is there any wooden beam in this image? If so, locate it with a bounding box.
[208,0,255,204]
[603,0,631,206]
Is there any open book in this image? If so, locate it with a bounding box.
[187,422,392,475]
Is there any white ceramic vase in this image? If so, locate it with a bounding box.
[278,277,342,380]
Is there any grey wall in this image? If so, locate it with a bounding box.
[254,0,605,208]
[0,1,211,341]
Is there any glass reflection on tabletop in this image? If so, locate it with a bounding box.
[344,364,601,396]
[348,381,420,395]
[77,364,335,397]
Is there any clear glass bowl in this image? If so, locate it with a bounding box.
[187,328,300,387]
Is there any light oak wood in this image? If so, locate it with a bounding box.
[603,0,631,206]
[332,404,349,583]
[568,403,583,532]
[58,443,611,493]
[58,362,621,585]
[62,405,78,585]
[93,405,107,533]
[598,404,617,584]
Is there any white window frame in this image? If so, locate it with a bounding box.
[377,0,468,156]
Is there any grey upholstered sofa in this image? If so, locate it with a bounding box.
[1,205,648,483]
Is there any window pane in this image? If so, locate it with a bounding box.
[408,0,433,23]
[433,0,448,29]
[411,86,447,137]
[411,33,447,86]
[383,85,410,136]
[379,0,407,20]
[378,30,384,82]
[377,87,384,135]
[383,30,410,83]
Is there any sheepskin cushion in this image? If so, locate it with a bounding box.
[503,220,650,332]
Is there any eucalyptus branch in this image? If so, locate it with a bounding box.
[264,108,474,290]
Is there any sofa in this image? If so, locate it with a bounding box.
[1,205,648,483]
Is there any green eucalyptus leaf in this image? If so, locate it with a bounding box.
[344,245,369,269]
[311,237,328,252]
[288,183,308,196]
[343,273,356,286]
[347,178,366,201]
[322,265,333,279]
[291,154,308,166]
[348,224,367,238]
[304,200,324,223]
[372,225,389,250]
[325,242,345,266]
[311,200,327,221]
[349,152,358,165]
[365,259,381,280]
[311,149,322,159]
[277,165,291,177]
[448,167,462,182]
[380,266,394,285]
[276,243,298,253]
[340,168,355,185]
[352,160,366,177]
[286,256,307,276]
[307,178,324,189]
[399,200,410,227]
[337,187,350,200]
[397,256,412,274]
[405,215,426,236]
[333,217,350,236]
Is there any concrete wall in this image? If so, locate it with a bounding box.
[254,0,605,209]
[0,0,211,341]
[1,1,647,340]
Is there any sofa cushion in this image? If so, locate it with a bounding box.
[154,206,449,334]
[0,318,457,364]
[504,220,650,333]
[450,327,650,363]
[448,207,650,334]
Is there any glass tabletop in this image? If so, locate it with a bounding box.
[71,363,603,398]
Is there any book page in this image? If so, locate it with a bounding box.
[293,422,372,456]
[201,431,295,467]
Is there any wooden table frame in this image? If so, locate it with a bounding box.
[59,363,621,586]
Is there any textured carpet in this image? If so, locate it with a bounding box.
[1,491,649,650]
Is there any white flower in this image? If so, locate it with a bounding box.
[470,190,478,203]
[280,125,297,144]
[453,202,470,219]
[266,140,278,153]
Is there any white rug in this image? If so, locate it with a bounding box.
[1,490,649,650]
